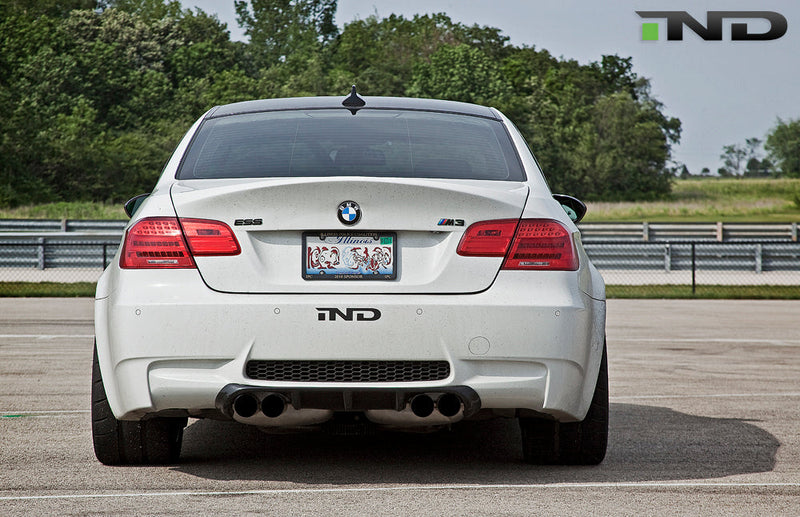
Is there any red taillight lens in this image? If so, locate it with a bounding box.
[502,219,578,271]
[456,219,519,256]
[180,218,240,256]
[120,217,239,269]
[457,218,579,270]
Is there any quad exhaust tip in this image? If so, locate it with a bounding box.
[410,394,435,418]
[261,393,286,418]
[410,393,462,418]
[232,393,287,418]
[232,390,465,419]
[437,393,462,417]
[233,393,259,418]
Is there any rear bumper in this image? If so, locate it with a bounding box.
[95,268,605,424]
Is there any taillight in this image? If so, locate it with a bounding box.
[180,218,240,256]
[457,218,578,271]
[120,217,239,269]
[502,219,578,271]
[456,219,519,256]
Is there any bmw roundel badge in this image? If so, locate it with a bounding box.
[337,200,361,225]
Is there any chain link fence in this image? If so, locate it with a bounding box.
[0,221,799,297]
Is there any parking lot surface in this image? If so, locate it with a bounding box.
[1,298,799,515]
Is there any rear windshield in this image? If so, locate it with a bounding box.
[177,109,525,181]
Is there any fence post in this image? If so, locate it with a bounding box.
[716,222,724,242]
[792,222,798,242]
[755,244,762,274]
[102,244,108,269]
[691,243,696,295]
[37,238,46,270]
[664,244,671,272]
[643,222,650,242]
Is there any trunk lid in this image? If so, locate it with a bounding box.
[170,178,528,294]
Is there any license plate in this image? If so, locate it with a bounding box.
[303,232,396,280]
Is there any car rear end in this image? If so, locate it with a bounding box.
[93,95,606,464]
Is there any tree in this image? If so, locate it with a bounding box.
[0,0,97,18]
[0,4,248,205]
[765,118,800,178]
[409,44,510,105]
[104,0,183,21]
[234,0,337,67]
[572,92,677,200]
[0,4,685,206]
[720,144,747,176]
[329,13,508,96]
[679,164,691,178]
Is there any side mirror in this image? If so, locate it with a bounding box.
[552,194,587,223]
[124,193,150,218]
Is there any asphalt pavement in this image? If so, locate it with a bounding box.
[1,298,799,515]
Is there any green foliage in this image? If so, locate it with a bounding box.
[765,118,800,178]
[512,56,680,200]
[0,3,685,207]
[409,44,510,105]
[0,3,249,206]
[234,0,337,68]
[329,13,492,96]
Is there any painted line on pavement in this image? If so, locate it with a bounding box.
[613,392,800,400]
[2,482,800,501]
[614,337,800,345]
[0,334,94,339]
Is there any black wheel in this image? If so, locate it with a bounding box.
[91,344,186,465]
[520,343,608,465]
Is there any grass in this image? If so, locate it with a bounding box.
[0,282,96,297]
[0,201,127,220]
[606,285,800,299]
[584,178,800,222]
[0,282,796,299]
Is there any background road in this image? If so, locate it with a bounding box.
[1,299,799,515]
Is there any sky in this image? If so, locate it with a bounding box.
[178,0,800,176]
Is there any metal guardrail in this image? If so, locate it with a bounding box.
[0,219,127,233]
[578,222,799,242]
[0,222,798,292]
[0,235,797,276]
[0,235,121,270]
[584,241,800,273]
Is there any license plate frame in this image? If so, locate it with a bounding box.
[302,231,397,280]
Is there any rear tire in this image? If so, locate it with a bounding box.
[520,343,608,465]
[91,344,186,465]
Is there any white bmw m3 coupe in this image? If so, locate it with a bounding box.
[92,89,607,465]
